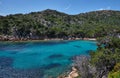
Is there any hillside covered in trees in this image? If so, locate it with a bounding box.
[0,9,120,40]
[0,9,120,78]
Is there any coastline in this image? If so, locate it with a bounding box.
[0,37,97,78]
[0,38,96,43]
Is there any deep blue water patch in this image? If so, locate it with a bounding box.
[48,54,64,59]
[0,40,97,78]
[0,57,13,67]
[43,63,61,69]
[0,67,44,78]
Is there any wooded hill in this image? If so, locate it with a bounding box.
[0,9,120,39]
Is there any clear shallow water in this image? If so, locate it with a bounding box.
[0,40,97,78]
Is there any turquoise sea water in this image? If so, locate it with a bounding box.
[0,40,97,78]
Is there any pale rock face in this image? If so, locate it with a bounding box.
[102,75,107,78]
[58,67,79,78]
[65,67,79,78]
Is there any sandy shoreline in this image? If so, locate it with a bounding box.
[0,38,96,43]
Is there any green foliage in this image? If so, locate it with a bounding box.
[90,48,120,70]
[90,37,120,78]
[0,9,120,39]
[108,63,120,78]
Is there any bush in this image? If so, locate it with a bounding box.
[108,63,120,78]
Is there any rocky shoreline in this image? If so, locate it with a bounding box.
[58,55,109,78]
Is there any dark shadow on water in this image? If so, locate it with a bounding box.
[43,63,61,69]
[48,54,64,59]
[9,51,18,54]
[73,45,81,48]
[28,53,40,56]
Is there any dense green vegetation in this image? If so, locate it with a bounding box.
[0,9,120,40]
[108,63,120,78]
[89,35,120,78]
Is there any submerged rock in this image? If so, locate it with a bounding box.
[44,63,61,69]
[73,45,81,48]
[48,54,64,59]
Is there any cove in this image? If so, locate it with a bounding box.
[0,40,97,78]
